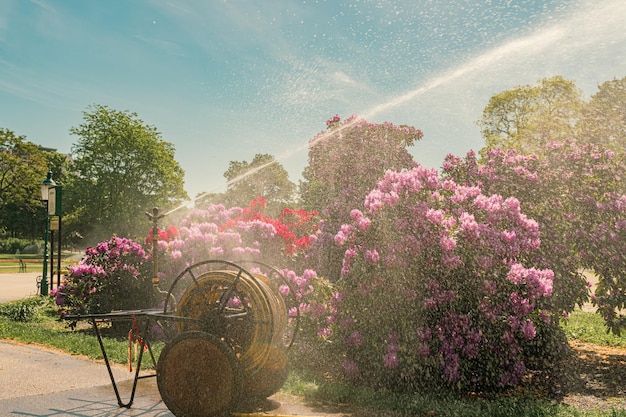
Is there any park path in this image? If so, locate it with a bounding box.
[0,272,41,303]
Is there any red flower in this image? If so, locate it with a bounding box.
[216,197,318,256]
[166,225,179,239]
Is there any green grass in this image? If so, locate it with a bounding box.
[0,297,161,369]
[561,310,626,347]
[283,370,623,417]
[2,297,625,417]
[0,252,79,273]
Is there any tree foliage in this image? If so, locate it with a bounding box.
[479,75,626,155]
[222,153,296,216]
[577,76,626,151]
[68,104,188,243]
[299,115,423,278]
[478,76,584,153]
[0,129,49,239]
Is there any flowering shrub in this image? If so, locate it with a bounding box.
[218,197,317,256]
[300,115,423,279]
[145,224,180,245]
[55,199,329,341]
[329,165,559,391]
[156,198,318,282]
[442,141,626,334]
[54,236,153,319]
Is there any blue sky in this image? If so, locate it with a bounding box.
[1,0,624,200]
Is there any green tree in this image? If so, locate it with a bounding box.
[577,76,626,151]
[0,129,49,239]
[222,153,296,216]
[478,76,584,153]
[68,105,188,244]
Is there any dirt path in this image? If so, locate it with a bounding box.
[561,341,626,411]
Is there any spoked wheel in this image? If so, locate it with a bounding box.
[164,261,284,374]
[157,331,242,417]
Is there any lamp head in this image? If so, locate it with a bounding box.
[40,170,56,201]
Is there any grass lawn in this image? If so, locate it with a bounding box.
[0,252,79,274]
[1,297,625,417]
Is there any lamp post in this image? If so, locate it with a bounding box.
[40,171,56,296]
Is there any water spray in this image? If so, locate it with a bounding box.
[166,22,567,217]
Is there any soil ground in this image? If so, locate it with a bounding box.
[560,341,626,411]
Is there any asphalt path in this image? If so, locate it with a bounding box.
[0,272,41,303]
[0,340,170,416]
[0,272,171,415]
[0,340,351,417]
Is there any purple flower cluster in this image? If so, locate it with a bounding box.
[443,141,626,335]
[329,163,554,390]
[55,236,152,317]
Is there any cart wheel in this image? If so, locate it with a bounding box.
[157,331,242,417]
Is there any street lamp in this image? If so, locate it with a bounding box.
[40,171,56,296]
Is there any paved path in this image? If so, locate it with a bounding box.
[0,340,157,416]
[0,272,44,303]
[0,340,358,416]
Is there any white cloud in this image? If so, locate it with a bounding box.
[332,71,357,86]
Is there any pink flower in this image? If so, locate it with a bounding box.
[439,235,457,251]
[426,209,444,224]
[442,253,462,269]
[334,231,347,246]
[347,331,364,346]
[520,319,536,340]
[318,327,331,338]
[350,209,363,220]
[342,359,359,378]
[357,217,372,231]
[383,352,399,369]
[423,297,437,309]
[364,249,380,264]
[510,292,533,316]
[279,285,290,296]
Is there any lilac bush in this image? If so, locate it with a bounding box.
[54,236,153,318]
[329,164,559,391]
[443,141,626,334]
[300,115,423,279]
